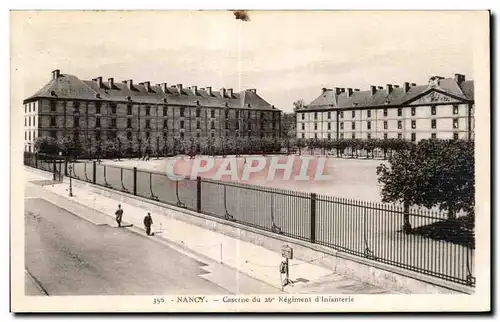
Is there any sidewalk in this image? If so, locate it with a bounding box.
[26,168,393,294]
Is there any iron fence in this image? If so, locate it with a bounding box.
[24,152,475,287]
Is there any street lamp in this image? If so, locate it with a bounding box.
[68,164,73,197]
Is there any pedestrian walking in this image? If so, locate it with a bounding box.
[115,204,123,227]
[144,212,154,236]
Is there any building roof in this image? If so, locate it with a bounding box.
[25,71,278,111]
[301,74,474,111]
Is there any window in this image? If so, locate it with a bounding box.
[127,119,132,128]
[384,133,388,140]
[111,118,116,128]
[180,132,184,139]
[74,116,79,127]
[351,122,355,130]
[453,132,459,140]
[50,101,56,112]
[384,121,388,130]
[211,109,215,118]
[367,121,371,130]
[411,120,416,129]
[340,133,344,139]
[145,106,150,116]
[314,133,318,139]
[25,105,27,113]
[225,121,229,130]
[211,121,215,129]
[314,123,318,130]
[352,111,355,118]
[302,133,305,139]
[109,131,116,139]
[411,107,416,116]
[431,106,436,115]
[180,120,184,129]
[225,110,229,119]
[237,121,240,130]
[453,105,459,115]
[351,133,355,139]
[367,133,371,139]
[74,101,80,114]
[340,111,344,119]
[314,112,318,120]
[96,130,101,141]
[398,133,402,139]
[383,108,388,117]
[24,118,26,126]
[180,108,185,117]
[50,116,56,126]
[127,132,132,140]
[163,132,167,138]
[196,132,200,138]
[397,108,402,117]
[301,123,305,131]
[431,133,437,139]
[96,103,101,114]
[397,120,402,129]
[163,106,167,116]
[327,123,331,130]
[28,117,31,126]
[163,119,168,129]
[196,108,201,118]
[28,132,31,140]
[327,111,331,119]
[146,132,150,139]
[431,119,436,129]
[50,130,57,138]
[453,118,459,129]
[367,110,372,118]
[327,133,331,139]
[96,117,101,127]
[74,132,79,141]
[340,122,344,130]
[145,120,150,128]
[411,133,416,142]
[24,131,26,140]
[301,113,305,120]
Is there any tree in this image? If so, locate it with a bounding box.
[34,136,57,154]
[292,99,306,111]
[296,138,306,155]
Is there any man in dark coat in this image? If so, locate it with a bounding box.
[115,204,123,227]
[144,212,153,236]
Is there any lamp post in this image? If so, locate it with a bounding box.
[68,164,73,197]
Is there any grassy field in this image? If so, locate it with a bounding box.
[55,155,475,286]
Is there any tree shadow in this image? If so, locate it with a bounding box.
[408,216,475,249]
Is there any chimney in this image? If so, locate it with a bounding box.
[454,73,466,84]
[206,86,212,96]
[220,88,226,98]
[354,88,360,92]
[108,78,114,88]
[92,76,103,88]
[177,84,183,94]
[403,82,410,93]
[345,88,353,97]
[51,69,60,80]
[159,83,168,93]
[192,86,198,95]
[377,86,383,90]
[386,84,393,95]
[123,79,133,90]
[143,81,151,92]
[334,87,342,95]
[247,89,257,94]
[394,85,400,88]
[227,88,233,98]
[370,85,377,96]
[411,83,417,87]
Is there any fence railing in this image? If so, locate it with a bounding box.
[24,152,475,288]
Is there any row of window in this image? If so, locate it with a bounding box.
[49,101,278,119]
[25,104,36,114]
[303,105,461,121]
[24,116,36,127]
[302,118,461,131]
[302,132,460,140]
[51,116,277,130]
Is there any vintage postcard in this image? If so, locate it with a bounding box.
[10,10,491,312]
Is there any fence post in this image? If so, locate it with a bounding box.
[52,158,56,181]
[310,193,317,243]
[133,167,137,196]
[64,160,68,176]
[92,161,96,184]
[34,154,38,169]
[197,176,202,213]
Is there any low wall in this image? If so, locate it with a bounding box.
[26,166,473,294]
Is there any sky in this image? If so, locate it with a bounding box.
[11,10,484,113]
